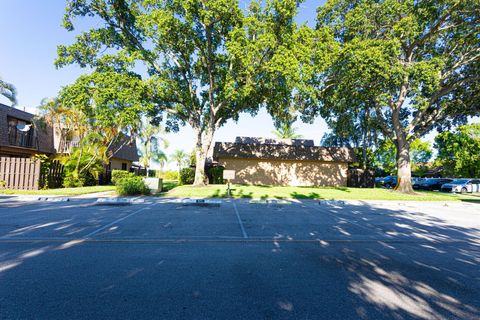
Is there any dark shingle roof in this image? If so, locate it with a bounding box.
[213,142,356,163]
[235,137,315,146]
[108,137,139,162]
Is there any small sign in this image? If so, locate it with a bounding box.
[223,170,236,180]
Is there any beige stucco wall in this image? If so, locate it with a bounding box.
[219,158,348,186]
[110,158,133,171]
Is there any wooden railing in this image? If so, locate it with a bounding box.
[8,130,36,149]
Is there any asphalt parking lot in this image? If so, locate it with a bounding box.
[0,198,479,320]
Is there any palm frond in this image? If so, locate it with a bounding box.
[0,78,18,106]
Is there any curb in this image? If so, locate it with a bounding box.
[166,198,222,207]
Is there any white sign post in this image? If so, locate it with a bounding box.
[223,170,236,197]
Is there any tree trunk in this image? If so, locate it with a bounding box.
[390,102,414,194]
[394,135,414,194]
[193,128,214,186]
[194,149,207,186]
[361,107,370,170]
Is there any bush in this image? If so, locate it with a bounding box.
[179,167,195,185]
[58,147,103,188]
[115,176,150,195]
[32,154,51,189]
[63,174,82,188]
[83,171,98,186]
[160,171,178,180]
[63,170,96,188]
[208,166,224,184]
[111,170,134,185]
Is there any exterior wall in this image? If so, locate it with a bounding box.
[110,157,133,171]
[219,158,349,186]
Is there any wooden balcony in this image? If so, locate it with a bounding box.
[8,130,36,149]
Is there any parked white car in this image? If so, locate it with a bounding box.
[441,179,480,193]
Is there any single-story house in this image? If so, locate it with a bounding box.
[213,137,356,186]
[106,138,139,171]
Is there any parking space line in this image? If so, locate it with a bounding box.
[82,202,156,239]
[232,201,248,239]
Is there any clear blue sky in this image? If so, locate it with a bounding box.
[0,0,326,169]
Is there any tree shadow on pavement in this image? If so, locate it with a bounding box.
[291,202,480,319]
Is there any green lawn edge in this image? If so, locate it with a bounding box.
[161,184,479,201]
[0,185,116,196]
[2,183,478,201]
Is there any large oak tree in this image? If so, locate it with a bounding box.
[56,0,303,185]
[308,0,480,193]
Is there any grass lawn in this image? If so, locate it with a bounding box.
[0,185,116,196]
[163,184,479,201]
[161,180,179,192]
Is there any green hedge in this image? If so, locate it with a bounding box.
[179,167,195,185]
[63,171,97,188]
[115,176,150,195]
[111,170,134,185]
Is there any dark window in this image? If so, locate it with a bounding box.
[121,163,127,171]
[7,117,36,148]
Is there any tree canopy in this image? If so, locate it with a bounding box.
[39,71,147,185]
[305,0,480,192]
[56,0,307,185]
[55,0,479,191]
[435,123,480,178]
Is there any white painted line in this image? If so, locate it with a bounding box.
[82,202,155,239]
[233,201,248,239]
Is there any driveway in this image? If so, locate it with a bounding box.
[0,198,479,319]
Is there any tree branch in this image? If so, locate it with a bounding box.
[373,101,393,137]
[408,75,480,137]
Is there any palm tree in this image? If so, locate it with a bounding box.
[157,155,168,172]
[272,120,303,139]
[38,97,89,152]
[138,120,169,174]
[170,149,189,178]
[0,77,17,106]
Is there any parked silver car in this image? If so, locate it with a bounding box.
[441,179,480,193]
